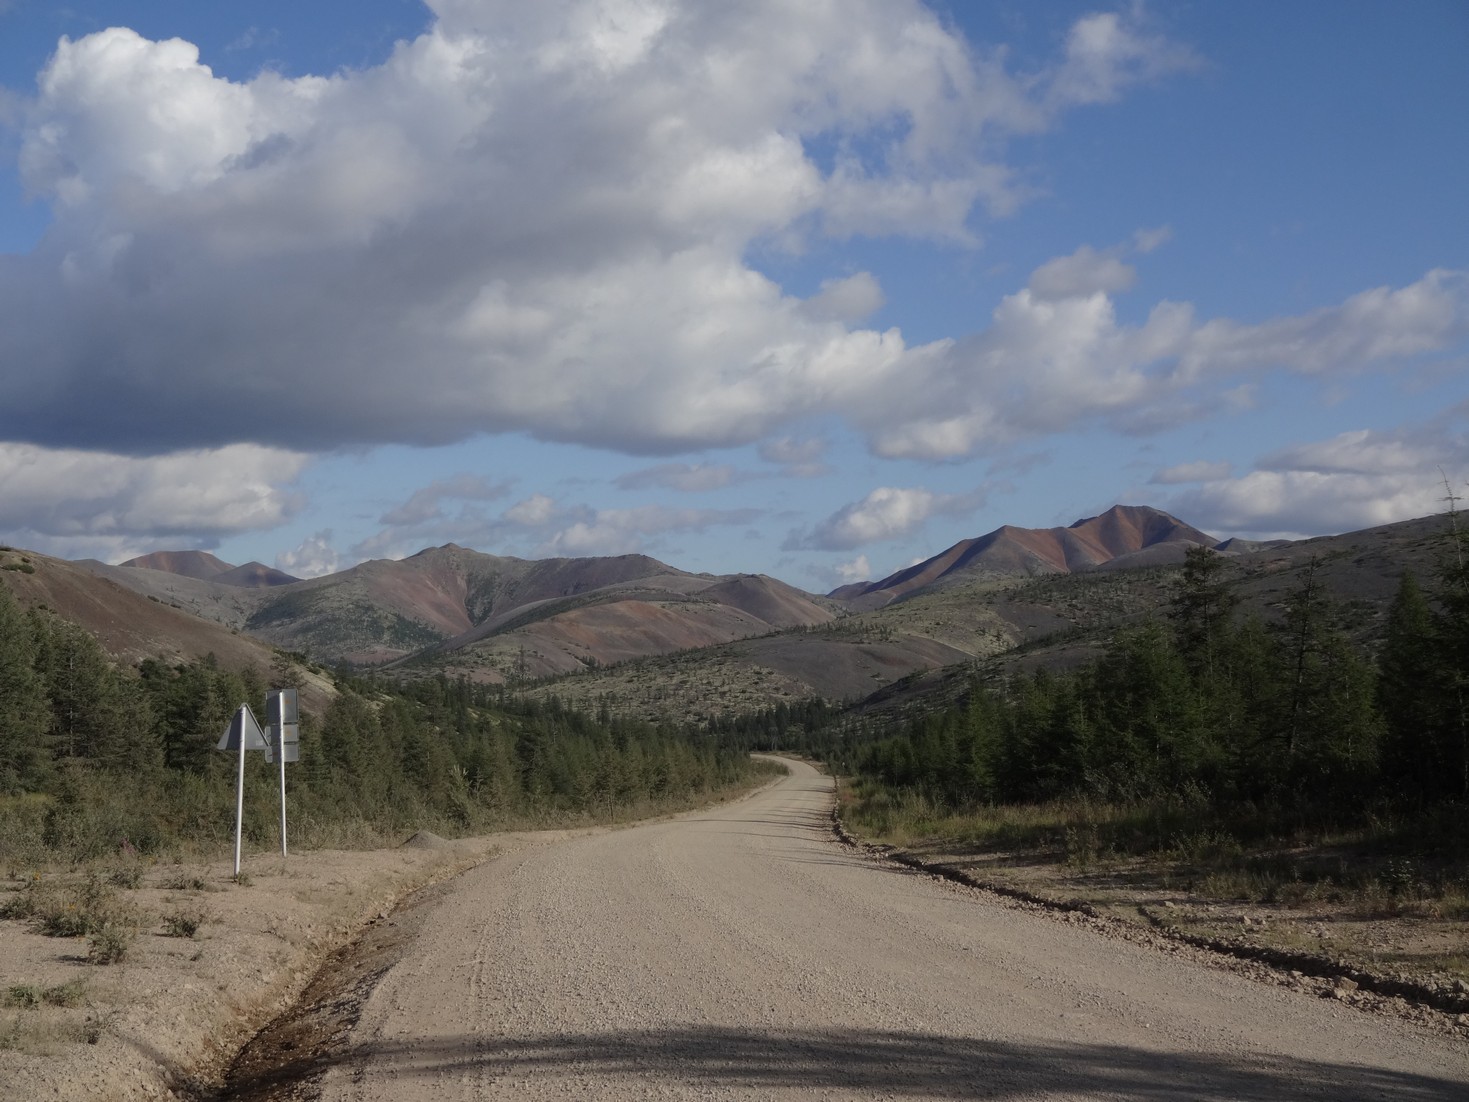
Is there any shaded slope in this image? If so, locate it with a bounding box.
[700,574,836,628]
[244,546,694,664]
[212,561,300,588]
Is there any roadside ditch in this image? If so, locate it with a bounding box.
[830,807,1469,1039]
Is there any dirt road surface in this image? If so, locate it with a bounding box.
[319,760,1467,1100]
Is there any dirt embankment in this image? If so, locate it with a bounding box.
[832,822,1469,1033]
[0,834,513,1100]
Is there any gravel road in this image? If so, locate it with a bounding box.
[320,760,1467,1100]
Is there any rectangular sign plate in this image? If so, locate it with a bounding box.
[266,688,299,728]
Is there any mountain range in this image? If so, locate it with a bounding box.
[833,505,1221,608]
[121,550,300,588]
[3,504,1453,723]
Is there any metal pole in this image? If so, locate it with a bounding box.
[278,722,288,858]
[233,705,246,878]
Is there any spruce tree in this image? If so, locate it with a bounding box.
[1169,545,1237,682]
[1377,571,1440,800]
[1429,494,1469,799]
[1270,558,1381,799]
[0,586,52,792]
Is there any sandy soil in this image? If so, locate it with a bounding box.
[314,760,1466,1100]
[0,830,577,1100]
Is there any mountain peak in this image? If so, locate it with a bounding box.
[835,504,1217,605]
[121,550,235,581]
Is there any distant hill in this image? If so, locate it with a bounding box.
[419,571,841,680]
[122,549,236,581]
[62,505,1457,726]
[0,546,291,681]
[120,549,298,588]
[87,544,844,670]
[835,505,1217,608]
[242,545,708,665]
[212,561,299,588]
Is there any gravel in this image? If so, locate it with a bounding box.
[316,760,1469,1100]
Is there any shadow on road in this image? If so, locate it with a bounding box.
[317,1025,1466,1100]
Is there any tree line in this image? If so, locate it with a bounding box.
[0,588,761,862]
[854,532,1468,827]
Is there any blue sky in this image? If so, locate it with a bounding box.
[0,1,1465,591]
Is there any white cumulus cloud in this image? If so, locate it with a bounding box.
[276,529,342,579]
[1163,416,1469,538]
[863,267,1468,460]
[787,486,943,551]
[0,2,1205,464]
[0,443,307,559]
[1028,245,1137,301]
[835,554,872,584]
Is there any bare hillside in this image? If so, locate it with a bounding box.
[839,504,1216,608]
[1,547,279,675]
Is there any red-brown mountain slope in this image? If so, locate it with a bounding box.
[2,548,281,675]
[839,505,1217,607]
[122,549,235,580]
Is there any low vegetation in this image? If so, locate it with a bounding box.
[855,550,1459,799]
[0,583,772,871]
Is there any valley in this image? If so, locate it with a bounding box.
[2,503,1466,1099]
[48,505,1454,729]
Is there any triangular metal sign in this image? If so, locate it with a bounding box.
[216,704,269,752]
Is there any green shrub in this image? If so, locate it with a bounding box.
[4,985,40,1009]
[107,864,144,889]
[7,873,141,944]
[161,908,205,938]
[161,871,210,892]
[42,979,87,1007]
[87,921,134,964]
[4,978,87,1012]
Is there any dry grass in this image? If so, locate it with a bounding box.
[0,872,144,965]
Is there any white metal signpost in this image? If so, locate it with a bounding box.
[215,689,300,877]
[216,703,268,878]
[265,688,299,858]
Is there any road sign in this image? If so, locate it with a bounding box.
[266,688,299,765]
[266,688,298,727]
[216,705,268,752]
[215,704,268,878]
[267,723,300,764]
[213,694,303,873]
[265,688,300,858]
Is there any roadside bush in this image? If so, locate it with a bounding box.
[161,907,206,938]
[4,873,142,944]
[87,921,135,964]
